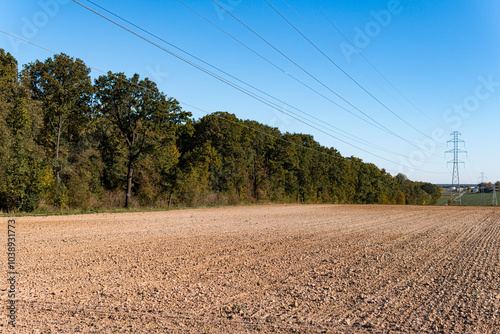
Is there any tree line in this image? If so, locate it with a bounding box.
[0,50,441,212]
[477,182,500,193]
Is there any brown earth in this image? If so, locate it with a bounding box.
[1,204,500,333]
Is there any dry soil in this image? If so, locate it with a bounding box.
[1,204,500,333]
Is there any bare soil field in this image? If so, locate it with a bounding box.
[2,204,500,333]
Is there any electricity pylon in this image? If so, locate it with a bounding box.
[493,184,498,206]
[479,172,486,206]
[445,131,467,205]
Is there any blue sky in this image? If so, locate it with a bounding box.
[1,0,500,184]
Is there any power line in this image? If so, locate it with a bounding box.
[0,30,336,161]
[279,0,432,129]
[71,1,444,167]
[69,2,383,156]
[174,1,381,146]
[0,29,447,176]
[210,0,432,152]
[306,0,442,129]
[69,1,432,166]
[262,0,434,141]
[173,0,446,163]
[463,164,475,185]
[466,154,481,178]
[83,0,412,160]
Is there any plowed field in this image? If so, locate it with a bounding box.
[2,205,500,333]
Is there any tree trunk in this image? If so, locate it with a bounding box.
[125,161,134,208]
[168,193,173,207]
[253,156,258,201]
[55,113,63,184]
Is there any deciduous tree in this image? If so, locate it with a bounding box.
[22,53,93,185]
[95,72,190,207]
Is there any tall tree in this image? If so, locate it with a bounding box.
[22,53,93,184]
[0,49,46,212]
[95,72,190,207]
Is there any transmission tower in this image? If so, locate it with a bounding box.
[493,184,498,206]
[445,131,467,205]
[479,172,486,206]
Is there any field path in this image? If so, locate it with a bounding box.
[1,205,499,333]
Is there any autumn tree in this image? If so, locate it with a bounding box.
[22,53,94,188]
[2,50,445,211]
[95,72,190,207]
[0,49,46,212]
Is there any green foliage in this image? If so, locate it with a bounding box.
[94,72,191,207]
[134,144,180,206]
[65,148,104,209]
[21,53,94,185]
[175,164,211,206]
[0,49,46,212]
[394,173,440,205]
[395,190,406,205]
[0,146,47,212]
[0,49,442,212]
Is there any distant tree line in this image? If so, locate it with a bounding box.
[0,50,441,212]
[478,182,500,193]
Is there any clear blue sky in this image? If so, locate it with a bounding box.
[2,0,500,184]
